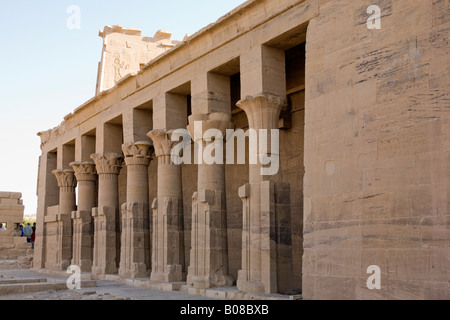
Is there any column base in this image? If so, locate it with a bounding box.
[187,268,234,289]
[92,206,118,278]
[119,262,149,279]
[44,262,61,271]
[71,259,93,272]
[119,202,150,280]
[236,270,265,293]
[45,260,71,271]
[62,260,72,270]
[91,266,104,277]
[238,181,294,295]
[150,264,184,283]
[91,265,118,278]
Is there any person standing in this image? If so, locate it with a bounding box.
[23,223,33,243]
[31,223,36,249]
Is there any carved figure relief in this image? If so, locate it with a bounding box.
[113,54,129,82]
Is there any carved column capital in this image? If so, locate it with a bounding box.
[147,130,180,165]
[52,169,77,188]
[236,93,287,130]
[122,141,152,167]
[70,161,97,182]
[90,153,123,175]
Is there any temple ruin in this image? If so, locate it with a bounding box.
[0,192,33,269]
[34,0,450,299]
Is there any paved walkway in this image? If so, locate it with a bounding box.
[0,268,217,300]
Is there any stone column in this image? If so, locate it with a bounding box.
[34,152,58,270]
[147,129,184,283]
[52,169,77,270]
[119,142,152,279]
[69,161,97,272]
[90,153,123,276]
[186,113,234,289]
[236,93,293,294]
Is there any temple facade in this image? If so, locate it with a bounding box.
[34,0,450,299]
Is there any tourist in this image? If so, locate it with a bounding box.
[19,224,24,237]
[23,223,33,243]
[31,224,36,249]
[0,223,4,230]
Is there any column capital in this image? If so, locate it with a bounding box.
[90,153,123,175]
[187,112,234,142]
[69,161,97,182]
[52,169,77,188]
[147,129,178,158]
[122,141,152,166]
[236,93,287,129]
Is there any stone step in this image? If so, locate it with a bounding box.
[15,243,32,249]
[13,248,28,255]
[0,278,47,285]
[0,279,97,295]
[17,255,33,265]
[13,237,29,245]
[0,250,28,260]
[0,260,19,268]
[0,244,15,250]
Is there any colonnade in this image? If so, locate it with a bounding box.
[39,44,296,295]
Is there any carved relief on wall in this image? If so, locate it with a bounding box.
[112,53,129,82]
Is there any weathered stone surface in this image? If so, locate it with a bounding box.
[96,25,180,94]
[119,142,152,279]
[33,0,449,300]
[148,130,185,283]
[0,192,32,270]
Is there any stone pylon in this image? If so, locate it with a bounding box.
[186,113,234,289]
[119,141,152,279]
[147,129,185,283]
[236,93,294,294]
[90,153,123,276]
[70,161,97,272]
[51,169,77,270]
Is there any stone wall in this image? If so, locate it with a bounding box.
[302,0,450,299]
[0,192,25,238]
[96,26,181,94]
[33,0,449,299]
[0,192,33,269]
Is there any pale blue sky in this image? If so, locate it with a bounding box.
[0,0,246,215]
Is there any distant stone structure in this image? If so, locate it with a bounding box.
[0,192,24,236]
[34,0,449,300]
[0,192,33,269]
[96,25,181,94]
